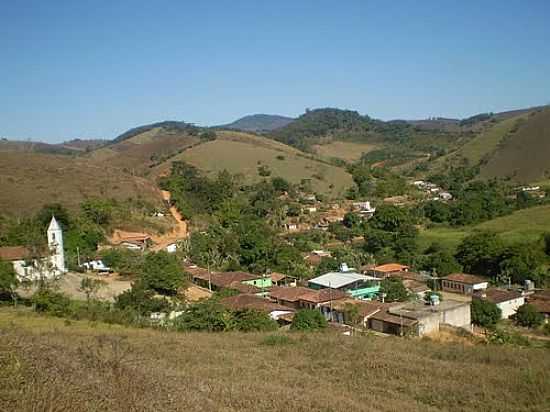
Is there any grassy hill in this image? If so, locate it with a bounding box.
[312,141,379,162]
[0,152,162,215]
[419,204,550,250]
[161,130,353,197]
[480,108,550,182]
[1,309,549,412]
[221,114,294,132]
[89,126,200,176]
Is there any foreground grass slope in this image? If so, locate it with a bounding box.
[419,204,550,250]
[0,152,162,215]
[169,130,353,197]
[1,310,549,412]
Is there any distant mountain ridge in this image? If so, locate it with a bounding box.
[220,114,294,132]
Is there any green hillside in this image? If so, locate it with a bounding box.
[2,310,548,412]
[419,204,550,250]
[162,130,353,197]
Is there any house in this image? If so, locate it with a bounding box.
[388,271,430,298]
[527,290,550,322]
[111,231,152,251]
[304,250,331,267]
[165,243,177,253]
[269,286,347,310]
[438,191,453,201]
[473,288,525,319]
[370,299,471,336]
[442,273,488,295]
[352,201,376,218]
[308,265,381,300]
[0,216,66,281]
[188,267,272,296]
[318,298,384,326]
[366,263,410,278]
[220,294,295,322]
[270,272,297,287]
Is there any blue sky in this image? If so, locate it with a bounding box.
[1,0,549,142]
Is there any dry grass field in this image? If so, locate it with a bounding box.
[312,141,378,162]
[0,152,162,215]
[1,309,549,412]
[171,131,353,197]
[480,108,550,182]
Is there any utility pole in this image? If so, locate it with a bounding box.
[76,247,81,267]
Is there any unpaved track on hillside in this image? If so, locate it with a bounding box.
[150,190,188,250]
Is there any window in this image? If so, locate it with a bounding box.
[51,233,56,241]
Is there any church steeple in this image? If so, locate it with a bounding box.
[47,216,66,274]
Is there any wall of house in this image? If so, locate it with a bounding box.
[497,297,525,319]
[12,259,57,281]
[439,304,471,329]
[417,315,440,336]
[243,278,272,289]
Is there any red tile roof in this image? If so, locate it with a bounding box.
[476,289,523,304]
[443,273,488,285]
[0,246,32,261]
[527,299,550,314]
[374,263,410,273]
[220,294,294,313]
[269,286,312,302]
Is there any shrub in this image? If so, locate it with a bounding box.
[233,309,278,332]
[514,304,544,328]
[471,298,501,329]
[291,309,327,331]
[261,334,294,346]
[173,299,232,332]
[31,289,72,317]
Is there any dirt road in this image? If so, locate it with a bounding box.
[150,190,188,251]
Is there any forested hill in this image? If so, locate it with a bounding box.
[221,114,294,132]
[113,121,198,143]
[269,108,373,149]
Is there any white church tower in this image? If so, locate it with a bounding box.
[47,216,66,274]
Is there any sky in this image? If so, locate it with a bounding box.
[1,0,549,142]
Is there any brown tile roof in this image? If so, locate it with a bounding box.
[299,288,348,304]
[269,286,312,302]
[389,271,426,282]
[220,294,294,313]
[477,289,523,304]
[374,263,410,273]
[527,299,550,314]
[444,273,488,285]
[216,271,260,285]
[531,290,550,301]
[0,246,32,261]
[270,272,287,283]
[320,298,383,318]
[369,310,419,327]
[402,279,430,294]
[226,282,261,294]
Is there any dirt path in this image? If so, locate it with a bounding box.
[150,190,188,250]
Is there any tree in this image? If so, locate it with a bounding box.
[455,232,503,277]
[419,243,462,276]
[369,205,412,232]
[423,290,442,305]
[291,309,328,331]
[141,251,185,295]
[379,278,409,302]
[174,299,233,332]
[543,233,550,257]
[514,304,544,328]
[498,244,545,284]
[0,260,19,305]
[36,203,71,230]
[114,282,172,317]
[81,199,113,226]
[471,298,501,329]
[343,212,361,229]
[79,277,106,309]
[232,309,278,332]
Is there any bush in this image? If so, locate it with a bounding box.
[291,309,327,331]
[379,278,409,302]
[471,298,501,329]
[31,289,72,317]
[233,309,278,332]
[173,299,232,332]
[514,304,544,328]
[261,334,294,346]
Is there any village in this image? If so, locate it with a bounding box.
[2,207,548,341]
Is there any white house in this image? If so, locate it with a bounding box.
[165,243,177,253]
[81,259,111,273]
[442,273,488,295]
[0,216,66,281]
[474,289,525,319]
